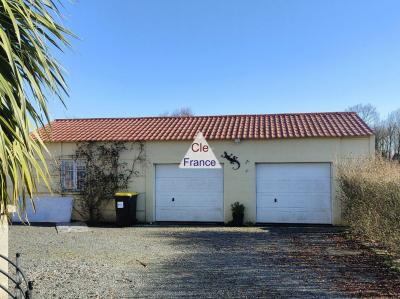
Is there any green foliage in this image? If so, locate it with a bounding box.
[66,142,144,224]
[0,0,73,215]
[336,157,400,253]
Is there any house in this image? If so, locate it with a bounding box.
[36,112,374,225]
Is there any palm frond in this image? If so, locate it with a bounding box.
[0,0,73,216]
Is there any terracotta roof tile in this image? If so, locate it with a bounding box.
[36,112,373,142]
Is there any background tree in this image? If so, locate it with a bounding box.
[347,103,400,161]
[0,1,73,215]
[385,109,400,160]
[160,107,194,117]
[346,103,379,127]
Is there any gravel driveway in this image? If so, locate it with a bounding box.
[9,225,400,298]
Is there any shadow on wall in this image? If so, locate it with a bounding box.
[134,227,400,298]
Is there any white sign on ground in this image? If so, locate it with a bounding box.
[179,132,221,169]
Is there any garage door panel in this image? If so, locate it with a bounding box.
[156,193,223,208]
[257,193,331,209]
[156,206,223,222]
[257,163,330,179]
[256,163,332,224]
[256,208,331,224]
[156,165,223,222]
[156,166,222,178]
[256,180,331,193]
[156,178,223,192]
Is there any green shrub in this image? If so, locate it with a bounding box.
[230,202,245,226]
[336,157,400,253]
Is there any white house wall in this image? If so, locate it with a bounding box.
[40,136,374,224]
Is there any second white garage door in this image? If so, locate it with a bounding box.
[155,164,224,222]
[256,163,332,224]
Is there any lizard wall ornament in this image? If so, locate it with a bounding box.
[221,151,240,170]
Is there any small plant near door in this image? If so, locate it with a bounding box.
[230,202,245,226]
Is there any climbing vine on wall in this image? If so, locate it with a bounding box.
[57,142,145,223]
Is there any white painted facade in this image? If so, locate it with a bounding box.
[38,136,375,225]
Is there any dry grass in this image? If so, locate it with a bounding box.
[336,157,400,253]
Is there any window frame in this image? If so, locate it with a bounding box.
[60,159,86,193]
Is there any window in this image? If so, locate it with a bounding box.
[60,160,86,192]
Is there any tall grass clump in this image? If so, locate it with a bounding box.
[336,157,400,252]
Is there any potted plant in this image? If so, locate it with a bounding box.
[231,202,245,226]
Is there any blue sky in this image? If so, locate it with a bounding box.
[49,0,400,119]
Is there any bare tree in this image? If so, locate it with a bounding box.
[346,103,379,127]
[360,105,400,161]
[160,107,194,117]
[345,103,389,158]
[387,109,400,160]
[374,120,390,158]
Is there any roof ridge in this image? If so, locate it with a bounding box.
[53,111,356,122]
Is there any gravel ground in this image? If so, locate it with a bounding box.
[8,225,400,298]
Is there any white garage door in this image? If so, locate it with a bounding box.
[256,163,331,224]
[155,164,224,222]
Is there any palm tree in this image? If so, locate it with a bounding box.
[0,0,73,215]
